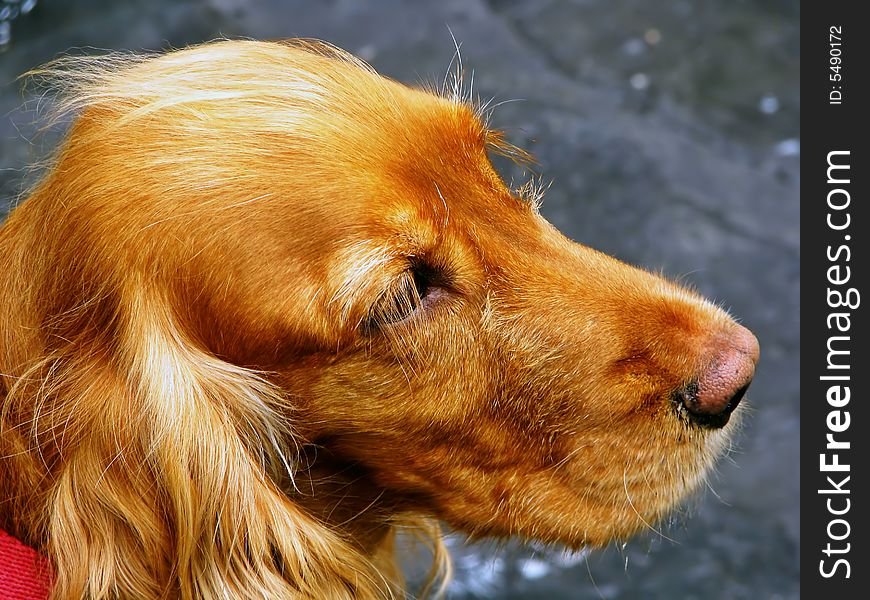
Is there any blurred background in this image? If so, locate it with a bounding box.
[1,1,799,598]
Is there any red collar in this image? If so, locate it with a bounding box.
[0,529,51,600]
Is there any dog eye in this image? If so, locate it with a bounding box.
[368,265,433,328]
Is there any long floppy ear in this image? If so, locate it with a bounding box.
[6,288,393,599]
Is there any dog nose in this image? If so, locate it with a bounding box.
[677,325,759,428]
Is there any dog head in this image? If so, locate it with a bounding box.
[1,40,758,597]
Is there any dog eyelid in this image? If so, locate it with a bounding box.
[365,263,438,330]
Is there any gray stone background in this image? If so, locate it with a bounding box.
[1,1,799,598]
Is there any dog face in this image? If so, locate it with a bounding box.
[1,40,758,596]
[63,42,754,547]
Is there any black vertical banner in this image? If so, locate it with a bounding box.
[803,2,869,597]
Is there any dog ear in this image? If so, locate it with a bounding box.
[8,293,393,599]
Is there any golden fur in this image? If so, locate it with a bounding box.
[1,40,752,598]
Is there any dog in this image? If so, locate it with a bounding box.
[0,40,759,599]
